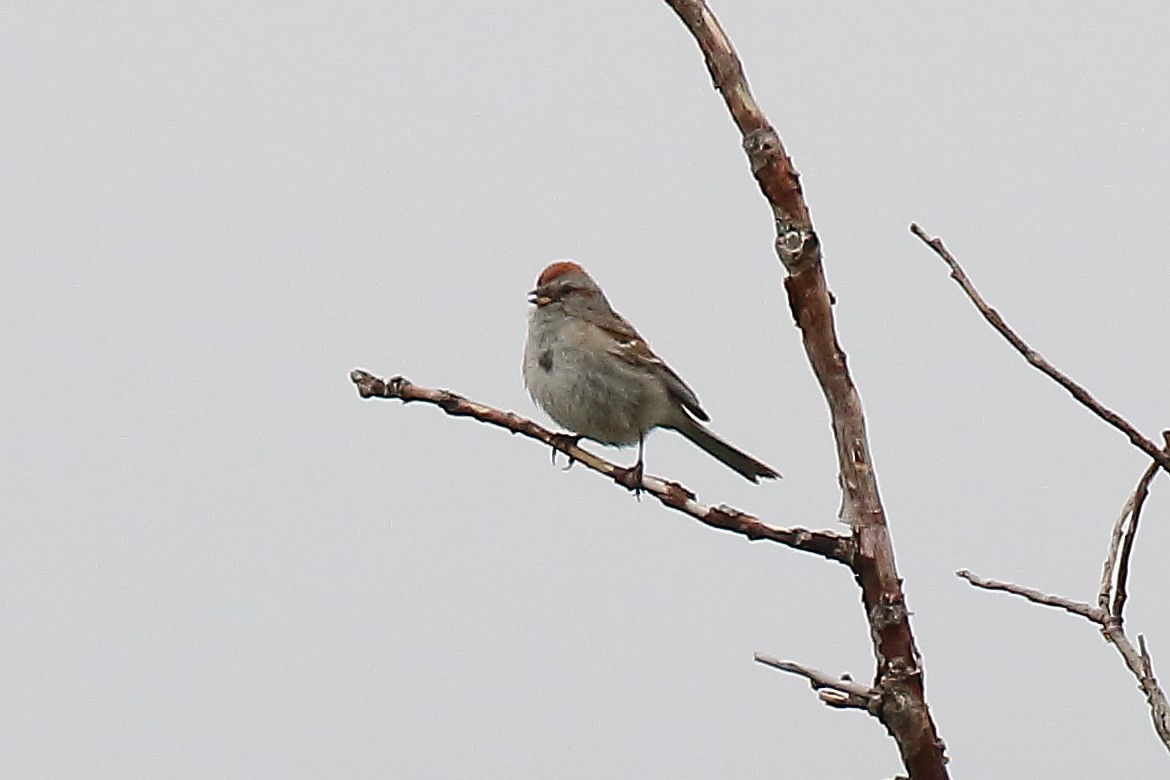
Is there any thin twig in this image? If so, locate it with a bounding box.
[1099,439,1167,614]
[956,570,1106,622]
[1099,492,1138,611]
[1111,444,1166,619]
[753,654,880,711]
[350,370,853,563]
[909,223,1170,475]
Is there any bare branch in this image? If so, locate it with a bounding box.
[956,569,1106,622]
[754,653,880,712]
[664,3,949,776]
[1141,636,1170,746]
[1135,634,1170,744]
[1099,491,1138,611]
[909,223,1170,475]
[957,566,1170,751]
[350,370,852,563]
[918,221,1170,750]
[1111,432,1170,620]
[1102,627,1170,750]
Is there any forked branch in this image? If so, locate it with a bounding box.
[960,561,1170,751]
[955,427,1170,751]
[916,222,1170,751]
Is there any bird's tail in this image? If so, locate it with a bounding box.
[668,416,781,482]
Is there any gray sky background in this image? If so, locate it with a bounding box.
[3,2,1168,777]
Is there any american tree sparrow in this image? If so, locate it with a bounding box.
[523,261,780,483]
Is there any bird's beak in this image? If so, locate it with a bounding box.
[527,289,551,306]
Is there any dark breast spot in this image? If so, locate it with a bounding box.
[538,349,554,372]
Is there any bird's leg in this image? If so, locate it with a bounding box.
[548,432,582,470]
[633,433,645,487]
[616,433,645,498]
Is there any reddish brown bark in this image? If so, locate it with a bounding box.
[663,1,949,776]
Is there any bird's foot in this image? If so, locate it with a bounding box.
[615,459,645,500]
[548,432,582,470]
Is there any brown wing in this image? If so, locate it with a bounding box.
[589,311,711,422]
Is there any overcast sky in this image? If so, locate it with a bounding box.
[3,2,1168,777]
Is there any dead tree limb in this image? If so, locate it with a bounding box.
[918,240,1170,750]
[663,2,948,776]
[911,222,1170,750]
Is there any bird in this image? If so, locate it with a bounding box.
[523,260,780,484]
